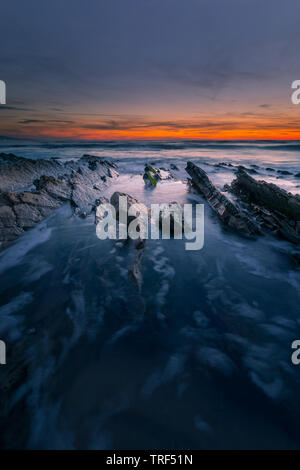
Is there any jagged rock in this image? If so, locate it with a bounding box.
[110,192,148,226]
[0,153,118,249]
[228,167,300,244]
[235,165,258,175]
[158,169,175,180]
[110,192,146,292]
[230,167,300,221]
[34,175,72,201]
[143,164,159,187]
[185,162,261,236]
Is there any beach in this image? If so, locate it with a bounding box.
[0,140,300,449]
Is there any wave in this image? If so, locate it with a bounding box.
[2,139,300,152]
[36,140,300,152]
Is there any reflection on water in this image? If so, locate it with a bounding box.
[0,146,300,449]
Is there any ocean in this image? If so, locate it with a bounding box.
[0,140,300,449]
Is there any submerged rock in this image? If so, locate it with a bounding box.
[0,153,119,250]
[277,170,292,175]
[185,162,261,236]
[170,163,179,171]
[110,192,147,293]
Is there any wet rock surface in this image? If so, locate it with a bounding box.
[0,153,118,250]
[143,163,174,187]
[186,161,261,236]
[228,167,300,244]
[186,162,300,248]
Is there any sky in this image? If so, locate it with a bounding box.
[1,0,300,140]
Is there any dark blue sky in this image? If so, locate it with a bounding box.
[1,0,300,139]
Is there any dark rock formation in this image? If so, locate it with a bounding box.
[277,170,292,175]
[109,192,147,292]
[0,153,118,250]
[170,163,179,171]
[185,162,261,236]
[228,167,300,244]
[110,191,148,225]
[230,167,300,221]
[143,164,159,187]
[143,163,175,186]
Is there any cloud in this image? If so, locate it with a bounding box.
[18,119,74,124]
[0,106,35,111]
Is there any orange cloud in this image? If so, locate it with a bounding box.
[2,110,300,140]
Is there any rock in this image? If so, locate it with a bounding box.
[230,167,300,221]
[0,153,119,249]
[110,192,149,227]
[34,175,72,201]
[143,164,159,187]
[277,170,292,175]
[170,164,179,170]
[110,192,146,292]
[235,165,258,174]
[228,167,300,244]
[185,162,261,236]
[295,173,300,178]
[215,162,234,168]
[266,167,275,172]
[159,169,175,180]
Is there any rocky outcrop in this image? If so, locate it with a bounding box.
[228,167,300,244]
[170,163,179,171]
[110,191,148,223]
[186,162,261,236]
[230,167,300,220]
[143,164,175,187]
[110,192,147,292]
[0,153,118,250]
[143,164,159,187]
